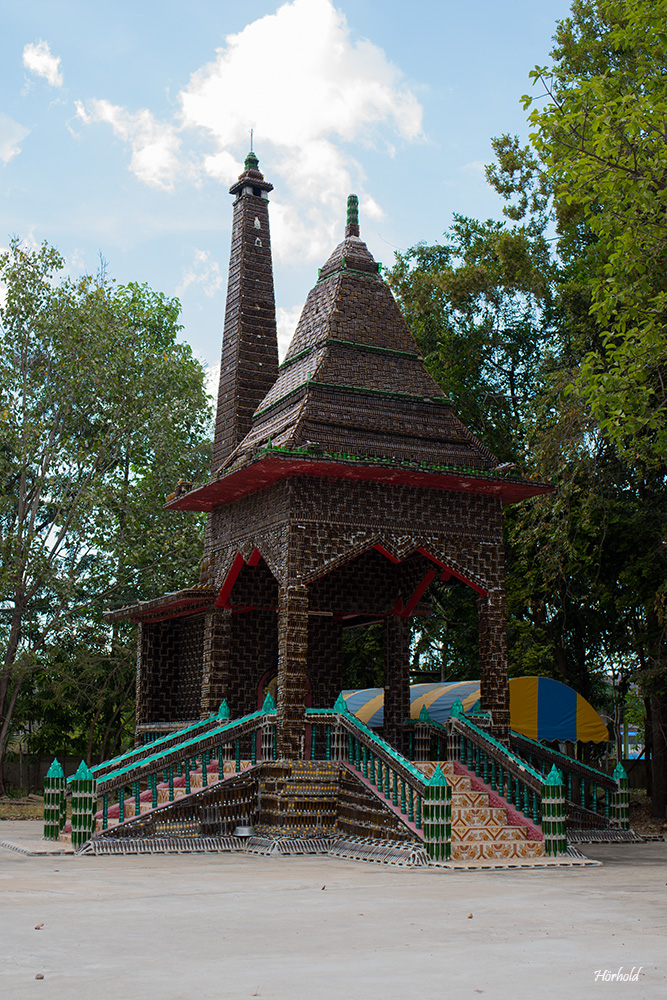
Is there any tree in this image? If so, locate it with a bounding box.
[523,0,667,468]
[515,0,667,818]
[0,239,211,790]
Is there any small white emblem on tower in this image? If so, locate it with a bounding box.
[254,217,261,229]
[255,237,262,247]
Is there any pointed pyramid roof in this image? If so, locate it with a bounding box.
[168,196,554,511]
[221,196,496,472]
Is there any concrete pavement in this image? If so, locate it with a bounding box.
[1,823,665,999]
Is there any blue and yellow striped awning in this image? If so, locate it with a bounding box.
[341,676,609,743]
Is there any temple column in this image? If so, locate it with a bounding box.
[477,586,510,743]
[384,615,411,753]
[200,608,233,717]
[276,584,309,758]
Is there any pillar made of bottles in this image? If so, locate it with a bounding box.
[541,765,567,857]
[422,765,452,861]
[70,761,97,850]
[611,762,630,830]
[43,758,66,840]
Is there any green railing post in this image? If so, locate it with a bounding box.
[370,752,376,785]
[423,765,451,861]
[43,759,66,841]
[235,739,241,773]
[151,774,158,808]
[70,761,97,850]
[611,763,629,829]
[310,724,317,760]
[542,765,567,857]
[400,778,407,815]
[392,769,398,807]
[408,786,414,823]
[134,780,141,815]
[102,794,108,830]
[416,794,422,830]
[185,760,191,794]
[168,766,174,801]
[118,787,125,823]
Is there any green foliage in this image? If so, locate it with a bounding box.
[342,624,385,689]
[523,0,667,469]
[0,239,212,783]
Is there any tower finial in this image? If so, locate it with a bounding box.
[345,194,359,238]
[249,128,254,153]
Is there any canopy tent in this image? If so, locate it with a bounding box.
[341,676,609,744]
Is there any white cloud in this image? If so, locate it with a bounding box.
[277,304,303,361]
[178,0,421,259]
[0,114,30,164]
[75,0,423,255]
[23,40,63,88]
[75,99,183,190]
[203,361,220,403]
[177,249,224,298]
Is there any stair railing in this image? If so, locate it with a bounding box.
[306,705,451,860]
[448,714,544,825]
[89,703,278,836]
[510,731,628,829]
[78,700,235,784]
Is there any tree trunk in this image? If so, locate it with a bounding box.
[649,691,667,819]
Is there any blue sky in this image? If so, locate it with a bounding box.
[2,0,572,385]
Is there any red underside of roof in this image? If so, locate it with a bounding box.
[166,454,552,512]
[104,593,214,624]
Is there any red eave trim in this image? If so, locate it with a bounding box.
[166,455,553,512]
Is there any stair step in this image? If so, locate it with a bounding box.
[452,840,545,861]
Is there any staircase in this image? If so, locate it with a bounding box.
[415,761,545,861]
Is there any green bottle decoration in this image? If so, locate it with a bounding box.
[43,758,65,841]
[541,765,567,856]
[70,760,97,851]
[262,690,276,714]
[422,765,452,861]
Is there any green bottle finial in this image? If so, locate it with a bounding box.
[545,764,563,785]
[345,194,359,238]
[333,693,349,714]
[613,762,627,781]
[218,699,231,720]
[450,697,464,719]
[428,765,447,786]
[46,758,64,778]
[262,690,276,713]
[418,704,432,723]
[244,150,259,172]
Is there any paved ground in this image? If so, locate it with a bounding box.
[1,823,665,1000]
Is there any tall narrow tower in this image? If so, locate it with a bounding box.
[212,151,279,472]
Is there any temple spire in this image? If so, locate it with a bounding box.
[211,150,279,472]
